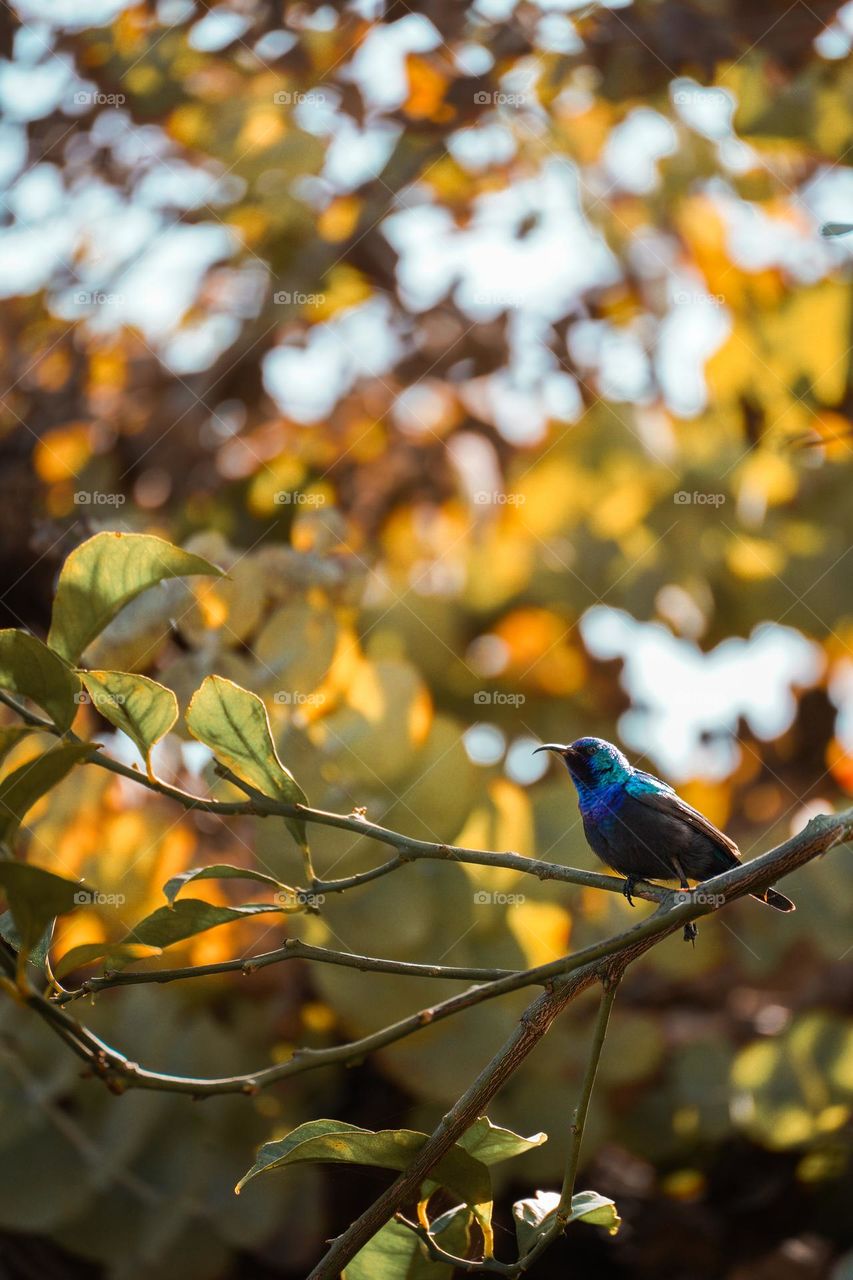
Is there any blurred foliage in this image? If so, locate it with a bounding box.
[0,0,852,1276]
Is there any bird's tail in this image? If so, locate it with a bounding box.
[751,887,795,912]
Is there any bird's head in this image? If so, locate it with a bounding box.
[534,736,632,789]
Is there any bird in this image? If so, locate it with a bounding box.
[534,737,795,935]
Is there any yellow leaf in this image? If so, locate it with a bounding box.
[509,902,571,968]
[403,54,452,122]
[240,107,287,151]
[726,535,785,580]
[318,196,361,243]
[34,423,93,484]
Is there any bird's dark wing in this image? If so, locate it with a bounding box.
[626,774,741,863]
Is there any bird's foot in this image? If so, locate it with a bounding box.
[682,921,698,945]
[622,876,637,908]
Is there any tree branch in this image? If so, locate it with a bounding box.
[55,937,516,1004]
[0,690,664,903]
[1,808,846,1105]
[303,808,853,1278]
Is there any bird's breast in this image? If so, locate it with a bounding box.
[576,782,624,826]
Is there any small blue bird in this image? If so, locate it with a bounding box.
[535,737,795,919]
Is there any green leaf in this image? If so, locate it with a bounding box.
[0,742,92,848]
[185,675,309,850]
[80,670,178,774]
[344,1207,472,1280]
[235,1120,492,1227]
[52,941,162,980]
[124,898,283,950]
[0,863,85,955]
[162,863,291,907]
[0,727,34,768]
[513,1189,621,1256]
[0,909,53,971]
[568,1190,622,1233]
[0,630,81,732]
[47,532,222,665]
[456,1117,547,1166]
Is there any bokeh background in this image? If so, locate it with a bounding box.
[0,1,852,1277]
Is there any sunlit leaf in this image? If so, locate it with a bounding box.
[513,1188,621,1255]
[47,532,222,664]
[236,1120,493,1230]
[456,1117,547,1165]
[344,1206,471,1280]
[185,675,309,850]
[162,863,291,907]
[52,941,163,980]
[124,899,284,950]
[0,742,92,848]
[80,670,178,774]
[0,630,80,732]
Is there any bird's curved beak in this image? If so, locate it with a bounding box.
[534,743,581,769]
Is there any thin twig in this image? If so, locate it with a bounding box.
[55,938,516,1004]
[0,689,664,903]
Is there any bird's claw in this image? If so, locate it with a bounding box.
[622,876,637,908]
[682,921,698,945]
